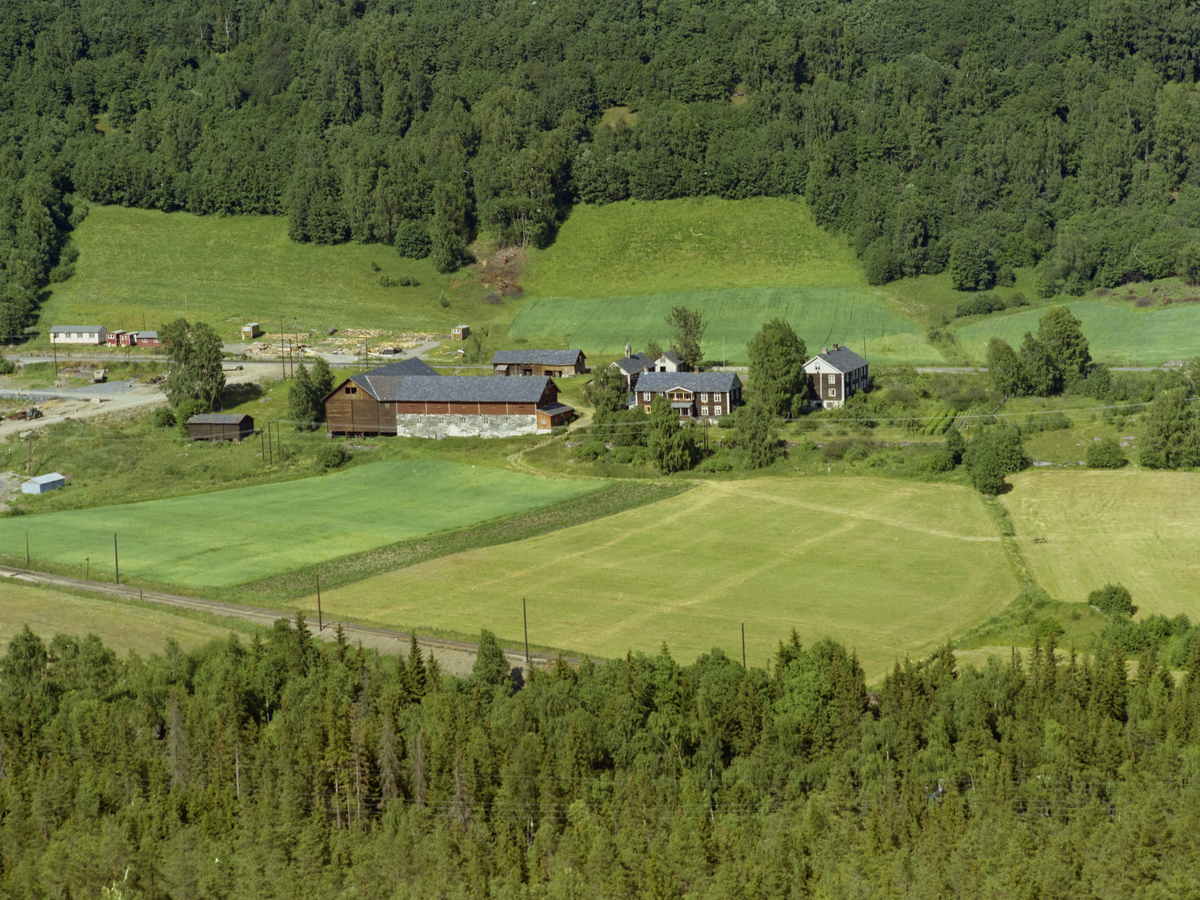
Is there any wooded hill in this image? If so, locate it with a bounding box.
[2,621,1199,897]
[3,0,1200,337]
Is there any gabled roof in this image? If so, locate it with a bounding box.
[357,357,439,379]
[657,350,683,365]
[188,414,253,425]
[611,352,655,375]
[364,375,553,404]
[50,325,104,333]
[804,346,868,374]
[632,372,742,393]
[492,349,584,366]
[137,331,158,339]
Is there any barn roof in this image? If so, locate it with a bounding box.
[359,357,440,378]
[372,375,553,403]
[492,349,584,366]
[631,372,742,393]
[50,325,104,333]
[188,414,253,425]
[805,345,868,373]
[611,352,655,375]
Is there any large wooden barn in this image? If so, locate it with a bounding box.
[324,359,572,438]
[186,413,255,442]
[491,349,586,378]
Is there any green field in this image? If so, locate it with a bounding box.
[510,287,939,364]
[311,477,1017,680]
[0,581,257,656]
[0,461,601,588]
[43,206,500,342]
[955,300,1200,364]
[1002,470,1200,616]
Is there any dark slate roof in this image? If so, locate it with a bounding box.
[137,331,158,339]
[188,414,253,425]
[807,346,868,373]
[658,350,683,365]
[369,375,553,403]
[361,357,439,378]
[632,372,742,393]
[539,402,575,416]
[611,352,655,375]
[492,349,583,366]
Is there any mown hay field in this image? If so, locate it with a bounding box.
[509,287,938,365]
[312,477,1017,680]
[0,461,601,588]
[1001,470,1200,615]
[955,300,1200,364]
[0,581,252,656]
[42,206,502,342]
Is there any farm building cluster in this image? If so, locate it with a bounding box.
[49,326,160,348]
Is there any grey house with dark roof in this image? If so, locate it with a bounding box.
[803,344,869,409]
[491,349,586,377]
[631,371,743,421]
[324,362,572,438]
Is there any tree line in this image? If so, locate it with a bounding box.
[2,618,1199,898]
[5,0,1200,336]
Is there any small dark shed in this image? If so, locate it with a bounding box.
[187,413,255,442]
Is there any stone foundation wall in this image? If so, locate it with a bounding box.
[395,413,540,438]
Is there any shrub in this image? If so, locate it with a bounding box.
[1087,582,1136,618]
[575,440,607,461]
[1033,616,1065,638]
[175,398,207,437]
[395,220,432,259]
[609,446,636,464]
[152,407,177,428]
[955,293,1007,318]
[996,264,1016,287]
[1086,436,1127,468]
[822,439,854,461]
[863,237,895,286]
[0,356,16,375]
[844,442,871,463]
[1008,291,1029,308]
[919,448,956,473]
[697,452,735,473]
[379,274,397,287]
[316,442,350,470]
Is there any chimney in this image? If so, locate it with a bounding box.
[821,347,828,354]
[832,343,839,350]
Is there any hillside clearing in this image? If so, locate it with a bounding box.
[0,461,601,588]
[1001,470,1200,616]
[309,477,1016,680]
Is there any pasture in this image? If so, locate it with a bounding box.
[42,206,500,343]
[1001,470,1200,616]
[0,461,601,588]
[311,477,1017,680]
[0,581,257,656]
[510,288,938,365]
[954,300,1200,364]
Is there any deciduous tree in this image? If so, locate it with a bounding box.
[161,317,226,411]
[748,318,808,417]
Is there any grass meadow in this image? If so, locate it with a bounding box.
[43,206,501,343]
[0,580,259,656]
[1001,470,1200,616]
[311,477,1017,680]
[0,461,601,588]
[955,299,1200,364]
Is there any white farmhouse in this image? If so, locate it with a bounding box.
[49,326,106,345]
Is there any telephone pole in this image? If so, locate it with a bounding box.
[523,597,530,671]
[113,533,120,585]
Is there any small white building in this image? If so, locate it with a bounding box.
[653,350,684,372]
[22,473,65,494]
[50,326,106,345]
[803,345,869,409]
[242,322,261,340]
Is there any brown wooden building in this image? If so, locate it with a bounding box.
[492,349,586,378]
[631,371,743,421]
[803,345,869,409]
[187,413,255,442]
[324,358,572,438]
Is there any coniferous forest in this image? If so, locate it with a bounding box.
[5,0,1200,334]
[2,620,1200,898]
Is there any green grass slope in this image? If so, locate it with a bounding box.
[1002,470,1200,616]
[0,461,601,588]
[514,197,942,364]
[42,206,499,342]
[312,477,1016,680]
[955,300,1200,364]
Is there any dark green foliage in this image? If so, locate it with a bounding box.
[1018,332,1063,397]
[574,440,607,461]
[665,306,706,370]
[1088,582,1137,618]
[0,357,15,376]
[1140,387,1200,469]
[964,425,1031,494]
[152,407,177,429]
[472,629,510,688]
[395,221,432,259]
[955,293,1006,318]
[985,337,1025,398]
[949,239,994,291]
[175,398,206,437]
[729,402,783,468]
[310,357,334,401]
[944,427,966,465]
[647,395,697,473]
[161,318,226,412]
[583,363,628,420]
[1086,436,1127,468]
[1037,306,1092,388]
[288,363,319,430]
[919,447,956,473]
[315,441,350,470]
[747,317,808,417]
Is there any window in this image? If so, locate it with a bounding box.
[827,374,835,384]
[828,389,835,397]
[701,393,708,401]
[715,406,722,416]
[643,392,651,401]
[701,406,709,416]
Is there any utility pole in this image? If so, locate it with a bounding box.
[25,529,29,564]
[260,428,265,464]
[266,425,273,465]
[52,338,57,376]
[523,597,530,672]
[275,421,282,463]
[317,573,323,632]
[26,432,33,474]
[741,623,746,670]
[85,557,89,580]
[113,533,120,585]
[280,320,286,380]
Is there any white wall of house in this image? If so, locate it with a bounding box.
[50,329,106,345]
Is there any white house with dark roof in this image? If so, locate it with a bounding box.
[803,345,869,409]
[50,326,106,345]
[610,343,655,389]
[632,371,743,421]
[652,350,684,372]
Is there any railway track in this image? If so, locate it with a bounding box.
[0,564,573,672]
